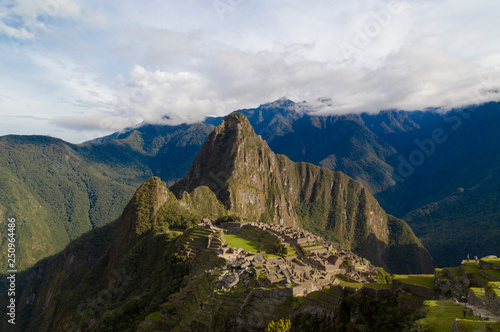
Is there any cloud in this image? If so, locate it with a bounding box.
[1,0,500,143]
[0,0,87,42]
[52,114,134,132]
[115,65,221,125]
[109,42,500,126]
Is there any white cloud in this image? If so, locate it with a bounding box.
[0,20,37,40]
[12,0,82,19]
[115,65,221,125]
[0,0,88,43]
[1,0,500,142]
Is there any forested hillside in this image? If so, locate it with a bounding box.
[0,123,213,270]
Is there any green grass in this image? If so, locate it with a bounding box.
[363,283,392,289]
[223,234,279,258]
[336,274,348,282]
[461,264,491,284]
[481,258,500,267]
[456,320,500,332]
[394,274,435,288]
[417,300,482,332]
[484,269,500,279]
[488,282,500,297]
[470,287,485,298]
[302,243,322,248]
[224,234,262,253]
[339,281,364,288]
[444,267,462,278]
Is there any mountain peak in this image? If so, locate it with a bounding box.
[170,112,274,210]
[214,111,254,136]
[170,113,433,273]
[259,97,296,109]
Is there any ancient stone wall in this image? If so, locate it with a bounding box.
[467,288,485,307]
[485,285,500,316]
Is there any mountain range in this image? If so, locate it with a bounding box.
[0,113,432,331]
[0,99,498,270]
[232,100,500,267]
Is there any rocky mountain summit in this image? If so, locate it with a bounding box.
[172,112,434,274]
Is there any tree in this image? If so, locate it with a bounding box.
[264,318,292,332]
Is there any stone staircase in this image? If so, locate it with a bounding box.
[455,301,500,322]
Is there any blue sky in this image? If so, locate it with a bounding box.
[1,0,500,143]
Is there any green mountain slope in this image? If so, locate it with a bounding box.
[0,177,200,331]
[400,103,500,266]
[0,136,136,270]
[0,123,213,270]
[0,176,427,331]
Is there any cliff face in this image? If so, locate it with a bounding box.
[171,113,290,222]
[171,113,434,273]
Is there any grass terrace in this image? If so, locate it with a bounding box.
[482,258,500,267]
[489,282,500,297]
[417,300,482,332]
[363,283,392,290]
[455,320,500,332]
[223,234,280,258]
[485,269,500,279]
[444,267,463,278]
[394,274,435,288]
[470,287,485,299]
[339,281,364,289]
[461,263,491,284]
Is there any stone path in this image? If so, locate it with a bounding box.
[455,301,500,322]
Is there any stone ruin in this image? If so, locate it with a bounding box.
[198,219,379,296]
